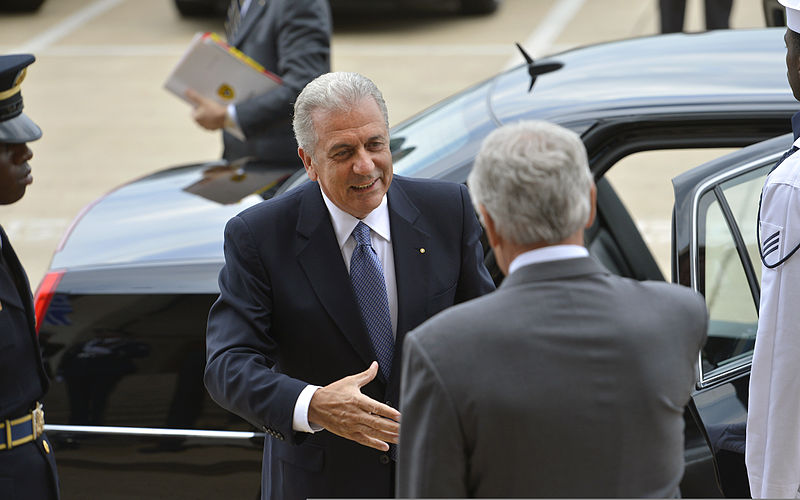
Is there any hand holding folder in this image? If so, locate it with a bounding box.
[165,32,282,106]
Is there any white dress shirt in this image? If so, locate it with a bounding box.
[292,190,397,432]
[508,244,589,276]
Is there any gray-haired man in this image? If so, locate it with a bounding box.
[204,72,494,500]
[397,120,707,498]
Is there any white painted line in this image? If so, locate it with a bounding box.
[505,0,586,68]
[0,42,517,57]
[34,45,188,57]
[334,43,515,57]
[13,0,127,53]
[0,43,517,58]
[5,219,71,242]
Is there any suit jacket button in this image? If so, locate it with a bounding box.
[379,454,390,465]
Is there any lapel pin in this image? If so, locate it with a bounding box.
[419,248,426,254]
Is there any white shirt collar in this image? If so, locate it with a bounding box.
[508,244,589,276]
[319,188,391,249]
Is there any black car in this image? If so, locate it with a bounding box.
[35,28,797,498]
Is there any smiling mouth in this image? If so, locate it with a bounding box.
[351,178,378,191]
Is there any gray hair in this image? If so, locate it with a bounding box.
[293,72,389,157]
[467,120,593,245]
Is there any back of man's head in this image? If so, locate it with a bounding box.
[293,72,389,157]
[467,120,593,246]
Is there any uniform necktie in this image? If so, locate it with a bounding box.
[349,222,394,381]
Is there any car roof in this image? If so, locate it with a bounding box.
[390,28,796,180]
[51,28,797,275]
[493,28,792,125]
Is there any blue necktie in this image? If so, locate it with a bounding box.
[350,222,394,381]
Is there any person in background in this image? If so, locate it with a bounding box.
[746,1,800,497]
[0,53,60,500]
[660,0,733,32]
[397,120,708,498]
[187,0,331,169]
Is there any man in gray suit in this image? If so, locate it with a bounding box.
[188,0,331,168]
[396,120,708,498]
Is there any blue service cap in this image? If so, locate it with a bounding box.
[0,53,42,144]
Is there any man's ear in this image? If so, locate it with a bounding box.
[479,205,500,249]
[298,147,318,181]
[585,182,597,229]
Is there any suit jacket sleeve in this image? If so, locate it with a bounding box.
[455,183,496,301]
[205,214,307,443]
[235,0,331,139]
[397,331,468,498]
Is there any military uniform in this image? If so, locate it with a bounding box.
[0,54,59,499]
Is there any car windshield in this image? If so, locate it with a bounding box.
[389,77,497,179]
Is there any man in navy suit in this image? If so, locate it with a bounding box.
[204,71,495,500]
[0,54,60,499]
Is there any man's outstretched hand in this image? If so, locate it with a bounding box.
[308,361,400,451]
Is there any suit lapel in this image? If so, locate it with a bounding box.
[231,0,267,47]
[385,180,430,390]
[295,184,377,369]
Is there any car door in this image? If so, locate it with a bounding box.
[672,132,794,498]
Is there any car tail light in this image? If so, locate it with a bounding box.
[34,270,65,335]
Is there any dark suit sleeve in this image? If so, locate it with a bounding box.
[205,215,307,442]
[397,331,468,498]
[455,183,496,301]
[235,0,331,138]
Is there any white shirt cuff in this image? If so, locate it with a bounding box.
[292,385,323,433]
[225,104,246,142]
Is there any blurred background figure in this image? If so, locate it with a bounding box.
[660,0,733,32]
[187,0,331,170]
[0,53,60,500]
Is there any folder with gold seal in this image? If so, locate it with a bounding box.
[164,32,281,106]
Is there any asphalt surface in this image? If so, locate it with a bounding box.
[0,0,768,287]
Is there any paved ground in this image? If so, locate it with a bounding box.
[0,0,768,286]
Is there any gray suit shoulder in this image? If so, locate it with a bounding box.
[406,289,504,348]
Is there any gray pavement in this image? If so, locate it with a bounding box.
[0,0,768,286]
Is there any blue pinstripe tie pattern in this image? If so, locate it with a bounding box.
[350,221,394,380]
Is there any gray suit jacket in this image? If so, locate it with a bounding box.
[397,256,708,498]
[223,0,331,166]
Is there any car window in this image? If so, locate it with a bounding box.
[604,148,736,277]
[694,164,770,383]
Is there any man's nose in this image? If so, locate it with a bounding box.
[11,143,32,163]
[352,147,375,175]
